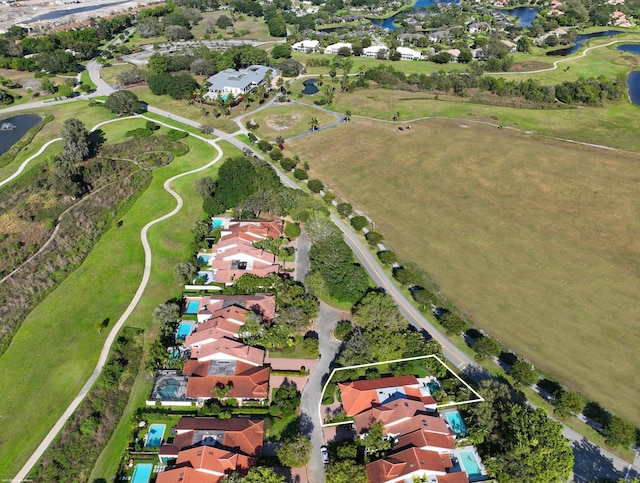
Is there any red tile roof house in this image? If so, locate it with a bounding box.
[366,447,469,483]
[184,293,276,324]
[206,219,287,286]
[183,338,269,406]
[339,375,437,417]
[156,446,252,483]
[157,417,264,482]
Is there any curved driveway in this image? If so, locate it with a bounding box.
[11,122,224,483]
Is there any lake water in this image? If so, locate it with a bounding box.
[627,71,640,106]
[24,0,130,23]
[497,7,538,27]
[546,30,622,56]
[371,0,457,29]
[302,79,319,95]
[0,114,42,156]
[616,43,640,55]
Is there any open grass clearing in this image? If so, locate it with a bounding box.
[99,62,136,85]
[288,119,640,427]
[293,53,468,76]
[324,89,640,152]
[0,124,219,479]
[249,103,337,141]
[192,11,273,41]
[129,86,240,133]
[504,35,640,84]
[89,140,244,481]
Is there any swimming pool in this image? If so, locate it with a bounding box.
[444,410,468,436]
[176,321,194,339]
[459,450,482,478]
[212,218,224,228]
[197,254,211,264]
[427,380,441,394]
[145,423,166,448]
[185,300,200,315]
[131,463,153,483]
[159,378,180,398]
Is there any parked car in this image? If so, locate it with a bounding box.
[321,445,329,464]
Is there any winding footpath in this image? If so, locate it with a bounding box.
[11,122,224,483]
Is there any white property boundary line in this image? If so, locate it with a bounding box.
[319,354,484,428]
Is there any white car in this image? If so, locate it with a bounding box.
[321,445,329,464]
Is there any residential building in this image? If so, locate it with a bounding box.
[397,46,423,60]
[160,417,264,460]
[184,293,276,323]
[156,446,252,483]
[204,65,271,99]
[366,447,468,483]
[362,45,388,58]
[324,42,352,55]
[292,39,321,52]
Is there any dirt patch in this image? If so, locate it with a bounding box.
[265,113,301,131]
[509,61,552,72]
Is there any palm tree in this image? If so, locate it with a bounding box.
[309,117,319,131]
[345,110,352,121]
[392,111,400,122]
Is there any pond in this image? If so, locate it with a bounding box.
[616,43,640,55]
[627,71,640,106]
[302,79,320,95]
[371,0,457,30]
[0,114,42,156]
[546,30,622,56]
[496,7,538,27]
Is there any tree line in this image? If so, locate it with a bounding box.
[363,64,627,106]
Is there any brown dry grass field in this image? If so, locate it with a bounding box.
[250,104,337,141]
[288,119,640,426]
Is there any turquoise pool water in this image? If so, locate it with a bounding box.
[145,423,166,448]
[212,218,223,228]
[177,321,194,339]
[197,254,211,264]
[131,463,153,483]
[445,410,468,436]
[427,380,441,394]
[185,300,200,314]
[459,450,482,477]
[159,378,179,398]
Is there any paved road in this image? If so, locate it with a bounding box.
[299,303,343,483]
[294,229,311,283]
[11,122,224,483]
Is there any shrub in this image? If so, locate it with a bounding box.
[365,231,384,246]
[440,312,467,335]
[323,191,335,204]
[350,215,368,231]
[336,202,352,217]
[284,221,301,239]
[307,179,324,193]
[280,158,296,171]
[393,266,420,285]
[257,139,272,152]
[334,320,353,341]
[377,250,397,265]
[510,359,538,387]
[294,168,308,180]
[471,334,501,358]
[166,129,188,142]
[270,146,283,161]
[125,128,153,138]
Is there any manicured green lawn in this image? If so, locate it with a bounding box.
[98,63,134,85]
[0,101,116,183]
[89,140,244,481]
[0,122,221,479]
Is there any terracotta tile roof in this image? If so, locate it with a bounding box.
[190,337,264,365]
[394,428,456,452]
[156,466,223,483]
[354,399,427,434]
[387,414,453,438]
[186,366,270,400]
[176,445,251,473]
[436,472,470,483]
[366,447,452,482]
[185,315,245,348]
[339,376,420,416]
[190,294,276,321]
[211,266,280,284]
[161,417,264,457]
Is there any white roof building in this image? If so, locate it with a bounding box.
[362,45,388,58]
[204,65,271,99]
[324,42,352,55]
[292,39,320,52]
[397,46,423,60]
